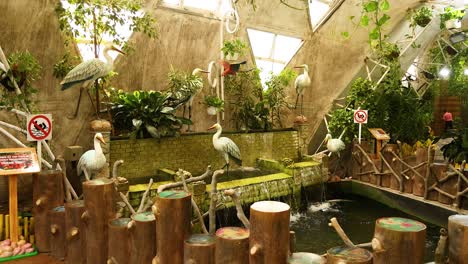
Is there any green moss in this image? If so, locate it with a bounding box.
[289,161,320,168]
[129,180,172,192]
[206,173,292,191]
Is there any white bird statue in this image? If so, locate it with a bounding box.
[294,64,311,115]
[184,68,209,131]
[60,44,125,119]
[77,133,107,181]
[325,133,345,157]
[208,123,242,174]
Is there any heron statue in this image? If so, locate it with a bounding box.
[60,44,125,119]
[324,133,345,157]
[208,123,242,176]
[294,64,311,115]
[77,133,107,181]
[183,68,209,131]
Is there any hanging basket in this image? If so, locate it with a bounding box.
[207,106,218,116]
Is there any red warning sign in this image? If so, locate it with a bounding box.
[354,110,368,124]
[27,114,52,141]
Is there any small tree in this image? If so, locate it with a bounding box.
[55,0,157,115]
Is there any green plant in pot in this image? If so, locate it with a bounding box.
[204,95,224,115]
[410,6,432,28]
[439,7,465,29]
[441,128,468,164]
[221,39,247,61]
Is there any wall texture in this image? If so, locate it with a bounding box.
[110,130,299,179]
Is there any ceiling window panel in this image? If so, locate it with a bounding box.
[184,0,219,12]
[247,28,303,88]
[161,0,231,16]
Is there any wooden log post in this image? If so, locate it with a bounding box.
[215,227,249,264]
[413,147,428,196]
[50,206,66,260]
[65,200,86,264]
[288,252,325,264]
[108,218,131,264]
[184,234,216,264]
[129,212,156,264]
[33,170,65,252]
[448,215,468,264]
[372,217,426,264]
[83,178,116,264]
[249,201,290,264]
[153,190,191,264]
[327,246,372,264]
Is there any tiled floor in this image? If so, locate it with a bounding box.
[8,254,62,264]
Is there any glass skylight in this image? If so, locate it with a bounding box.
[247,28,303,87]
[309,0,335,29]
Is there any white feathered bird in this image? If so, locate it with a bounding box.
[294,64,311,113]
[77,133,107,181]
[325,133,345,157]
[60,44,125,119]
[208,123,242,170]
[183,68,209,131]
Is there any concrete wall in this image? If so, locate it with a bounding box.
[110,130,299,179]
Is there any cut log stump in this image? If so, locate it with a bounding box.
[215,227,249,264]
[108,218,131,264]
[130,212,156,264]
[327,246,372,264]
[288,252,325,264]
[372,217,426,264]
[249,201,290,264]
[50,206,66,260]
[83,178,116,264]
[184,234,216,264]
[154,190,191,264]
[33,170,65,252]
[448,215,468,264]
[65,200,86,264]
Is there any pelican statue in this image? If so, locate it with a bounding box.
[60,44,125,119]
[77,133,107,181]
[184,68,209,131]
[208,123,242,175]
[294,64,311,115]
[325,133,345,157]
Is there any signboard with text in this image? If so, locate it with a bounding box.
[0,148,40,176]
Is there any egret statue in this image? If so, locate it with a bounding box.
[208,123,242,175]
[60,44,125,119]
[77,133,107,181]
[294,64,311,115]
[184,68,209,131]
[324,133,345,157]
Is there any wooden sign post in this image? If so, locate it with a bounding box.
[0,148,40,242]
[368,128,390,160]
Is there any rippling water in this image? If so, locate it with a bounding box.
[290,195,440,262]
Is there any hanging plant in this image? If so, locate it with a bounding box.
[221,39,247,60]
[439,7,465,29]
[204,95,224,115]
[410,6,432,28]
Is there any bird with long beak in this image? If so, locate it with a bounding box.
[208,123,242,176]
[294,64,311,115]
[77,133,107,181]
[324,133,345,157]
[61,44,126,119]
[183,68,210,132]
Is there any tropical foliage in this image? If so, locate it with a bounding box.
[410,6,432,28]
[166,68,203,105]
[203,95,224,111]
[0,51,41,111]
[221,39,248,58]
[109,89,192,139]
[441,128,468,163]
[225,68,271,131]
[264,68,297,127]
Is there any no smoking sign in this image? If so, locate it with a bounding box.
[354,110,368,124]
[27,114,53,141]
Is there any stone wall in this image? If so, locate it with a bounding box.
[110,130,299,179]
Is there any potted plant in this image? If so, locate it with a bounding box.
[204,95,224,115]
[440,7,465,29]
[221,39,247,61]
[411,6,432,28]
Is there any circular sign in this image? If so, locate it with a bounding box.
[27,115,52,141]
[354,110,368,124]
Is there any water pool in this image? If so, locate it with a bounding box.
[290,195,440,262]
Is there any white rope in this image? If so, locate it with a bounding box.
[207,61,219,88]
[225,8,239,34]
